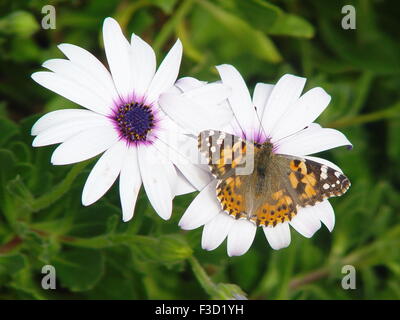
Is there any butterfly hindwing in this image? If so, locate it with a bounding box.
[253,188,297,227]
[216,176,248,219]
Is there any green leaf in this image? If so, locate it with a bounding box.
[68,203,121,238]
[268,14,315,38]
[227,0,281,30]
[6,175,35,217]
[230,250,261,290]
[0,149,17,183]
[31,161,89,212]
[131,234,193,264]
[149,0,179,14]
[9,141,32,163]
[0,254,26,277]
[0,117,19,147]
[213,283,247,300]
[188,256,246,300]
[86,248,141,299]
[152,0,194,53]
[157,234,193,263]
[319,16,400,74]
[0,11,40,38]
[0,149,18,222]
[8,265,46,299]
[52,247,105,292]
[198,0,282,63]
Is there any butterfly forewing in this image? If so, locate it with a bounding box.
[198,130,250,180]
[282,155,351,204]
[253,155,351,226]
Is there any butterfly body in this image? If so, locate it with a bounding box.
[199,130,351,227]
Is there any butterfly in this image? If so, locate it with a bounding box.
[198,130,351,227]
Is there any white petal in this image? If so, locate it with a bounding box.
[103,17,133,100]
[290,206,322,238]
[33,115,110,146]
[304,156,343,173]
[274,122,321,148]
[146,39,182,103]
[201,213,234,251]
[158,93,232,135]
[42,58,115,109]
[253,82,274,119]
[174,171,197,196]
[261,74,306,137]
[276,127,352,156]
[227,219,256,257]
[58,43,118,98]
[216,64,258,140]
[179,180,220,230]
[158,109,194,134]
[165,85,182,95]
[315,200,335,232]
[31,109,99,135]
[175,77,207,92]
[263,222,291,250]
[31,72,112,115]
[82,141,127,206]
[138,144,175,220]
[119,147,142,222]
[153,135,211,191]
[271,87,331,141]
[130,34,156,97]
[252,82,275,142]
[51,125,119,165]
[173,162,211,192]
[182,83,231,106]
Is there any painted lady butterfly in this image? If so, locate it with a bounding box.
[198,130,351,227]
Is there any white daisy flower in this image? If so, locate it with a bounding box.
[178,64,352,256]
[31,17,230,222]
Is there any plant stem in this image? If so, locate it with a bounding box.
[31,161,89,212]
[153,0,194,54]
[288,225,400,291]
[327,101,400,128]
[115,0,150,31]
[289,267,329,290]
[0,236,22,254]
[188,255,219,298]
[351,71,374,116]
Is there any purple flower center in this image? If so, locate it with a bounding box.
[114,102,154,142]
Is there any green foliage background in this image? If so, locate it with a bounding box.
[0,0,400,300]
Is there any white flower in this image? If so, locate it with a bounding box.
[178,64,352,256]
[31,17,228,222]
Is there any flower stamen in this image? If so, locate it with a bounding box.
[114,102,154,142]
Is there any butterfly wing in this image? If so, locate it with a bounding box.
[198,130,251,180]
[198,130,351,227]
[215,175,250,219]
[280,155,351,204]
[198,130,254,218]
[253,155,351,226]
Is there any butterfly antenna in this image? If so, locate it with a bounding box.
[254,105,269,143]
[272,126,310,145]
